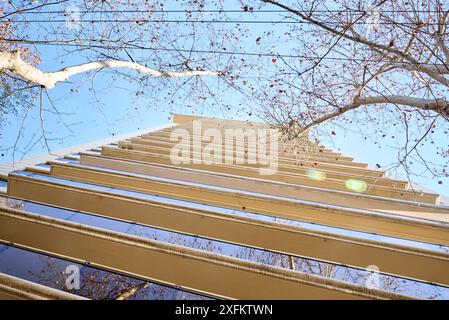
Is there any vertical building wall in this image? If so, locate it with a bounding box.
[1,114,449,299]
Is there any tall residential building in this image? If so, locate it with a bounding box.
[0,114,448,300]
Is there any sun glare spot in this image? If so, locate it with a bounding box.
[306,169,326,181]
[345,179,368,192]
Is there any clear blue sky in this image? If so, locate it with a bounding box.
[0,0,447,198]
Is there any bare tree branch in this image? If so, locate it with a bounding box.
[114,282,150,300]
[434,9,449,63]
[262,0,449,87]
[301,95,449,132]
[0,50,222,89]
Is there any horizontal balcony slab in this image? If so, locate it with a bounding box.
[0,206,412,299]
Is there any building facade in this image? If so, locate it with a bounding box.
[0,114,449,299]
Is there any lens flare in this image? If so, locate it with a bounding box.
[306,169,326,181]
[345,179,368,192]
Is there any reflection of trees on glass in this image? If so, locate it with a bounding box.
[0,196,25,210]
[131,224,447,299]
[0,245,210,300]
[33,258,210,300]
